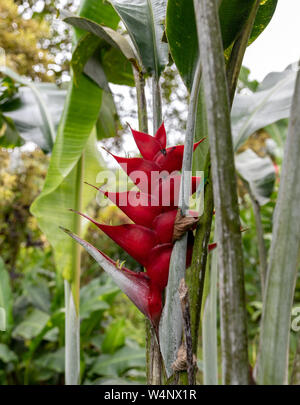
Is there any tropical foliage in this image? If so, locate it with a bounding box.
[0,0,299,386]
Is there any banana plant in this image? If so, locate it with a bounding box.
[31,0,123,385]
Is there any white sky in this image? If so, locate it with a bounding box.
[243,0,300,81]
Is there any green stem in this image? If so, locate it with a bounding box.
[133,68,148,133]
[189,162,213,353]
[135,70,162,384]
[159,58,202,379]
[202,224,219,385]
[65,154,83,385]
[152,75,162,134]
[194,0,249,384]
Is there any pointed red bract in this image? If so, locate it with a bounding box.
[131,128,163,161]
[103,150,160,193]
[95,223,158,267]
[146,244,173,290]
[154,138,205,172]
[154,122,166,149]
[100,189,162,228]
[71,210,157,267]
[152,210,177,244]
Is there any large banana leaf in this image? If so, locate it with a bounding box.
[235,149,275,205]
[166,0,277,91]
[232,66,297,151]
[62,12,136,87]
[109,0,169,76]
[31,0,119,285]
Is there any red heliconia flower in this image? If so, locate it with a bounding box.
[62,123,214,332]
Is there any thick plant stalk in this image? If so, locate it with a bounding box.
[133,68,148,134]
[189,167,213,352]
[202,224,218,385]
[257,62,300,385]
[64,280,80,385]
[190,0,260,358]
[159,58,202,378]
[65,155,83,385]
[194,0,249,384]
[152,75,162,135]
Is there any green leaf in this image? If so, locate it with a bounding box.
[89,345,145,377]
[249,0,278,45]
[166,0,277,91]
[232,67,297,151]
[0,257,13,331]
[235,149,275,205]
[0,67,56,151]
[12,309,50,340]
[109,0,169,76]
[166,0,198,91]
[71,32,103,86]
[31,127,104,282]
[77,0,119,30]
[23,278,51,313]
[26,310,65,359]
[0,343,17,363]
[80,279,110,320]
[62,11,138,66]
[96,91,120,139]
[35,347,65,374]
[102,46,135,86]
[0,114,23,148]
[101,319,126,354]
[68,19,135,87]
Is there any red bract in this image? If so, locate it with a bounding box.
[63,123,211,332]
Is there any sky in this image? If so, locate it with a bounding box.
[243,0,300,81]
